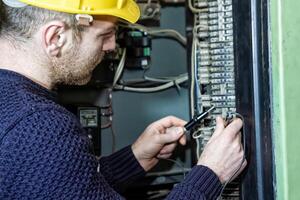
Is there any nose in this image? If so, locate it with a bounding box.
[102,34,116,52]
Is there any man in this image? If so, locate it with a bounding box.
[0,0,247,199]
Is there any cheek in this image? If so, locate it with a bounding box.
[90,39,105,56]
[82,35,104,50]
[103,35,116,51]
[78,44,102,65]
[95,36,105,48]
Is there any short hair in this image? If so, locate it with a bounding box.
[0,2,82,43]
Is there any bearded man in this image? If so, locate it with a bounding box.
[0,0,246,199]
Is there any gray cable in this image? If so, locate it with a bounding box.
[114,75,188,93]
[112,49,126,87]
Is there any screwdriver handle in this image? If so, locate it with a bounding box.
[184,106,215,131]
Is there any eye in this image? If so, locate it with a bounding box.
[103,32,114,38]
[102,31,116,42]
[96,28,116,39]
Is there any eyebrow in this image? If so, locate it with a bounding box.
[96,26,116,37]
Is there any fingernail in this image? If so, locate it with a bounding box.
[167,127,184,135]
[174,127,183,134]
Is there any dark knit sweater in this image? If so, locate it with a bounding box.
[0,69,222,200]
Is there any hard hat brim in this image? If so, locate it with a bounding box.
[18,0,140,24]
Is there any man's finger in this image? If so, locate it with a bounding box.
[223,118,243,138]
[159,143,177,155]
[158,127,185,144]
[157,153,172,159]
[179,134,187,146]
[212,116,225,137]
[154,116,187,130]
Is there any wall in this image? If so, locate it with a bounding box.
[271,0,300,199]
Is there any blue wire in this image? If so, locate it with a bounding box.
[194,45,202,115]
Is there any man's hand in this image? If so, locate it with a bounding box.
[198,116,247,183]
[132,116,187,171]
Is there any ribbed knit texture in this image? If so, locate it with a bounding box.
[0,69,144,200]
[167,166,223,200]
[0,69,222,200]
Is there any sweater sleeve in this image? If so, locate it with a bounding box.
[166,165,223,200]
[0,109,127,200]
[99,146,146,191]
[0,108,223,200]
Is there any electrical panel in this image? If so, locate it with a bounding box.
[63,105,102,156]
[189,0,239,198]
[118,30,152,69]
[191,0,236,150]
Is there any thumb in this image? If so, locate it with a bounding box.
[158,127,185,144]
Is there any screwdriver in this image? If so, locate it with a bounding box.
[184,106,216,132]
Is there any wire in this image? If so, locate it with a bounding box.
[160,158,187,179]
[193,38,202,113]
[188,0,209,13]
[101,110,113,117]
[120,73,188,85]
[144,76,179,83]
[190,32,204,158]
[190,18,204,117]
[141,2,161,20]
[195,138,201,159]
[189,38,196,114]
[192,126,214,158]
[189,0,211,161]
[100,90,116,153]
[100,104,112,109]
[99,89,113,109]
[119,22,187,46]
[110,121,116,153]
[114,75,188,93]
[101,122,112,129]
[193,24,209,41]
[112,48,126,88]
[149,29,187,46]
[192,126,215,139]
[147,190,170,200]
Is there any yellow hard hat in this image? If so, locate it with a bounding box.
[17,0,140,23]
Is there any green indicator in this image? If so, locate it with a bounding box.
[144,48,151,56]
[129,31,143,37]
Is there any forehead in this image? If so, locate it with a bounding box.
[92,16,117,25]
[90,16,117,31]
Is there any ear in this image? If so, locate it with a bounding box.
[42,21,68,57]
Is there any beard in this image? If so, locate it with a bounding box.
[50,41,104,86]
